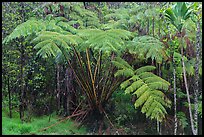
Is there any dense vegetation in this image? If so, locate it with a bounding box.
[2,2,202,135]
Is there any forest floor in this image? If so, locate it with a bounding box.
[2,109,157,135]
[2,110,87,135]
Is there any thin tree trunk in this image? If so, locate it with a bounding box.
[157,120,160,135]
[19,2,26,123]
[180,43,196,135]
[64,66,74,116]
[56,64,61,115]
[8,75,12,118]
[157,63,162,135]
[194,19,201,135]
[146,19,149,35]
[83,2,87,9]
[173,57,177,135]
[19,51,24,121]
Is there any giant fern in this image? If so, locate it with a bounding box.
[3,16,82,60]
[76,28,132,55]
[127,36,168,63]
[112,57,171,122]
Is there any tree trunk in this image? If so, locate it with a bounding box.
[194,19,201,135]
[173,57,177,135]
[180,43,196,135]
[83,2,87,9]
[8,75,12,118]
[19,2,26,123]
[56,64,61,115]
[146,19,149,35]
[64,66,74,116]
[157,63,162,135]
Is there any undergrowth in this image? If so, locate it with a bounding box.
[2,109,87,135]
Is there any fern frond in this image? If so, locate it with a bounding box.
[77,29,132,55]
[135,66,156,75]
[31,31,81,59]
[3,19,46,44]
[134,89,151,107]
[128,36,166,63]
[120,79,131,89]
[57,21,77,34]
[113,57,133,69]
[148,82,170,90]
[132,84,148,97]
[114,69,134,77]
[114,58,171,122]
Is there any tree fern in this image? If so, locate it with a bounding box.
[3,19,46,44]
[31,31,82,59]
[77,29,132,55]
[3,16,83,61]
[113,57,171,122]
[127,36,168,63]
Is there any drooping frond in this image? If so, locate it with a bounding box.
[135,66,156,75]
[127,36,168,63]
[31,31,82,59]
[112,57,133,70]
[77,29,132,55]
[56,21,77,34]
[104,8,129,21]
[3,16,78,44]
[3,19,46,44]
[113,57,171,122]
[3,16,84,62]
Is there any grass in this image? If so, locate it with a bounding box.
[2,109,87,135]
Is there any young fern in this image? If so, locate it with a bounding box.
[112,57,171,122]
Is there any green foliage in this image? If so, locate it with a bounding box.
[2,111,87,135]
[111,91,136,126]
[3,19,46,44]
[198,99,202,118]
[177,111,188,129]
[3,16,83,60]
[32,31,82,59]
[113,57,171,122]
[77,29,132,55]
[127,36,168,63]
[165,2,193,32]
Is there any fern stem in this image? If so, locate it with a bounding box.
[72,47,94,101]
[86,48,97,104]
